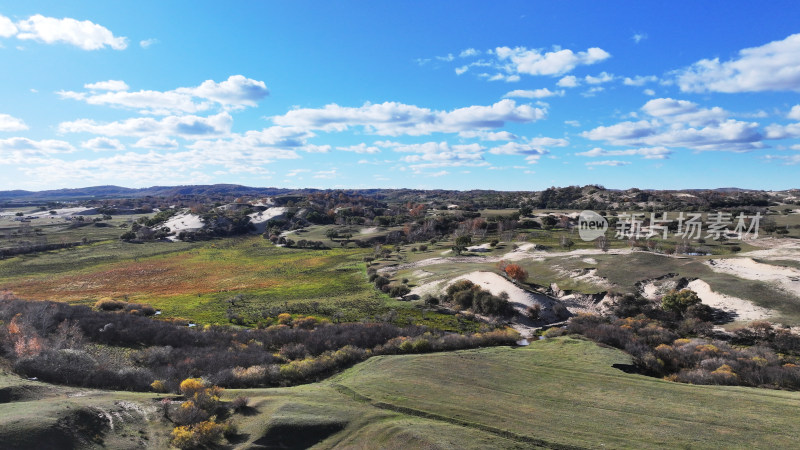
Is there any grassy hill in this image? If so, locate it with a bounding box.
[3,337,800,449]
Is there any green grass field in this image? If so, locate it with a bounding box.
[0,236,479,330]
[4,337,800,449]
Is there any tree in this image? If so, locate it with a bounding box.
[661,289,702,314]
[325,228,339,241]
[559,236,574,250]
[504,264,528,283]
[452,235,472,255]
[541,216,557,229]
[595,235,610,252]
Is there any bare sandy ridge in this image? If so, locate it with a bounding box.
[686,279,775,322]
[162,211,204,234]
[409,270,560,323]
[705,257,800,298]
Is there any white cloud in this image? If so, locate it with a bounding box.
[0,137,75,160]
[584,118,763,152]
[641,98,728,126]
[459,48,480,58]
[488,137,567,163]
[623,75,658,86]
[314,169,338,179]
[15,14,127,50]
[577,146,671,159]
[765,154,800,165]
[455,66,469,75]
[287,169,310,177]
[84,80,129,91]
[581,86,605,97]
[0,114,28,132]
[582,98,764,152]
[59,75,269,115]
[632,33,648,44]
[58,112,233,139]
[503,88,564,99]
[387,141,488,170]
[676,33,800,92]
[643,89,655,96]
[436,53,455,62]
[139,38,158,48]
[81,137,125,151]
[765,122,800,139]
[586,160,631,166]
[0,14,17,37]
[788,105,800,120]
[430,170,449,177]
[186,75,269,109]
[272,99,545,136]
[494,45,610,76]
[337,143,380,154]
[458,130,517,141]
[585,72,615,84]
[557,75,579,87]
[187,126,318,157]
[134,136,179,149]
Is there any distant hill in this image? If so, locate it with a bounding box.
[0,184,296,201]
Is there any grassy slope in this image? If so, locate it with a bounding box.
[5,337,800,449]
[334,337,800,449]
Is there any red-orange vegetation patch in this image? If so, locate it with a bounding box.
[4,257,278,301]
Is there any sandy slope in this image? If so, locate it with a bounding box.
[162,211,204,233]
[687,279,775,322]
[705,258,800,297]
[248,207,287,233]
[410,270,558,321]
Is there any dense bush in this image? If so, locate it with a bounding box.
[568,313,800,390]
[0,297,517,391]
[443,280,512,316]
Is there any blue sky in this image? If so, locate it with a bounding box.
[1,1,799,191]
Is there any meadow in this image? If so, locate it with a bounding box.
[0,235,478,330]
[3,336,800,449]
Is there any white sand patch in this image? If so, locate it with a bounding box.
[27,207,96,218]
[251,198,275,207]
[687,279,775,322]
[674,193,697,198]
[410,271,558,320]
[706,258,800,297]
[572,268,611,288]
[162,212,204,233]
[248,207,287,233]
[641,282,660,301]
[501,242,545,261]
[411,269,434,281]
[440,249,452,256]
[466,243,492,252]
[582,258,598,264]
[741,238,800,261]
[360,227,379,235]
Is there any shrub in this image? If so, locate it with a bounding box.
[526,304,541,321]
[661,289,701,314]
[230,396,249,412]
[94,299,125,311]
[504,264,528,283]
[542,327,567,338]
[172,401,210,426]
[170,420,224,449]
[150,379,167,393]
